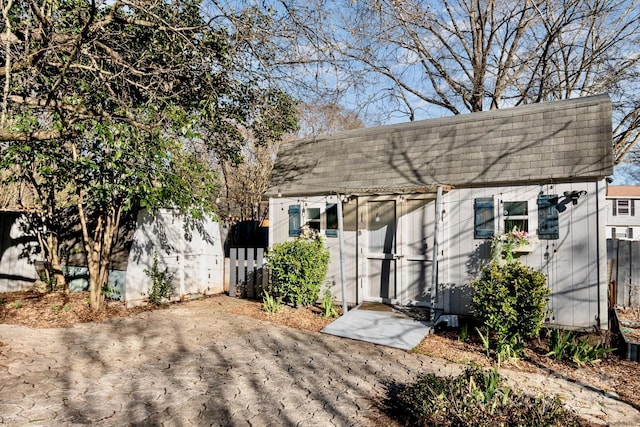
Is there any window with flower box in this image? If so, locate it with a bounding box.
[503,201,528,233]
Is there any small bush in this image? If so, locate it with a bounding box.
[471,260,549,356]
[144,251,176,305]
[386,367,583,426]
[267,233,329,307]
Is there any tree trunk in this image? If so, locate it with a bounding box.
[78,200,122,310]
[87,244,102,308]
[34,227,67,291]
[76,194,105,309]
[46,232,67,290]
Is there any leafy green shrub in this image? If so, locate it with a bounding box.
[546,328,615,367]
[471,260,549,359]
[267,234,329,307]
[144,251,176,305]
[386,367,583,427]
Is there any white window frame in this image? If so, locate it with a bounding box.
[503,201,529,233]
[305,207,321,232]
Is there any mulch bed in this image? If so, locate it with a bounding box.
[0,289,153,328]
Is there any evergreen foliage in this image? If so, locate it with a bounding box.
[268,233,329,307]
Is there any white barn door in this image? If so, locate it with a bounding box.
[361,196,437,306]
[401,198,435,306]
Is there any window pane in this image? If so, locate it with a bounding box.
[505,219,528,232]
[307,207,320,220]
[504,201,527,216]
[326,204,338,230]
[306,208,321,232]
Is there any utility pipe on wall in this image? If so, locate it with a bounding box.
[430,186,443,322]
[337,194,348,314]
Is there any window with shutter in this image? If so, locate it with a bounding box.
[288,205,301,237]
[617,200,630,215]
[474,197,494,239]
[614,228,628,239]
[537,195,559,240]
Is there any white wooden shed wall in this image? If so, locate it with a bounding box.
[124,209,225,306]
[442,181,607,329]
[268,195,359,304]
[0,212,39,291]
[268,180,608,330]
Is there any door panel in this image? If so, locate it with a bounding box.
[403,199,434,305]
[366,200,396,301]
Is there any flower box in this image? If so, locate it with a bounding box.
[513,244,534,254]
[513,236,538,254]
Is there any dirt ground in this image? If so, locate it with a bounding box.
[1,289,639,415]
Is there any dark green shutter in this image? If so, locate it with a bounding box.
[474,197,494,239]
[537,195,559,240]
[288,205,301,237]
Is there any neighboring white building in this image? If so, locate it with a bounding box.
[606,186,640,240]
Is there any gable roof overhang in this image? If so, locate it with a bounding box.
[275,184,453,199]
[267,95,614,198]
[607,186,640,198]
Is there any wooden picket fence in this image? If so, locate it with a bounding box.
[607,239,640,308]
[229,247,267,299]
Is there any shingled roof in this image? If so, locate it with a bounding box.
[268,94,613,197]
[607,186,640,197]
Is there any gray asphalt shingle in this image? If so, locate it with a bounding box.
[268,95,613,197]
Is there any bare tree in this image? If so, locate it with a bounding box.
[215,101,362,223]
[235,0,640,163]
[297,102,364,137]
